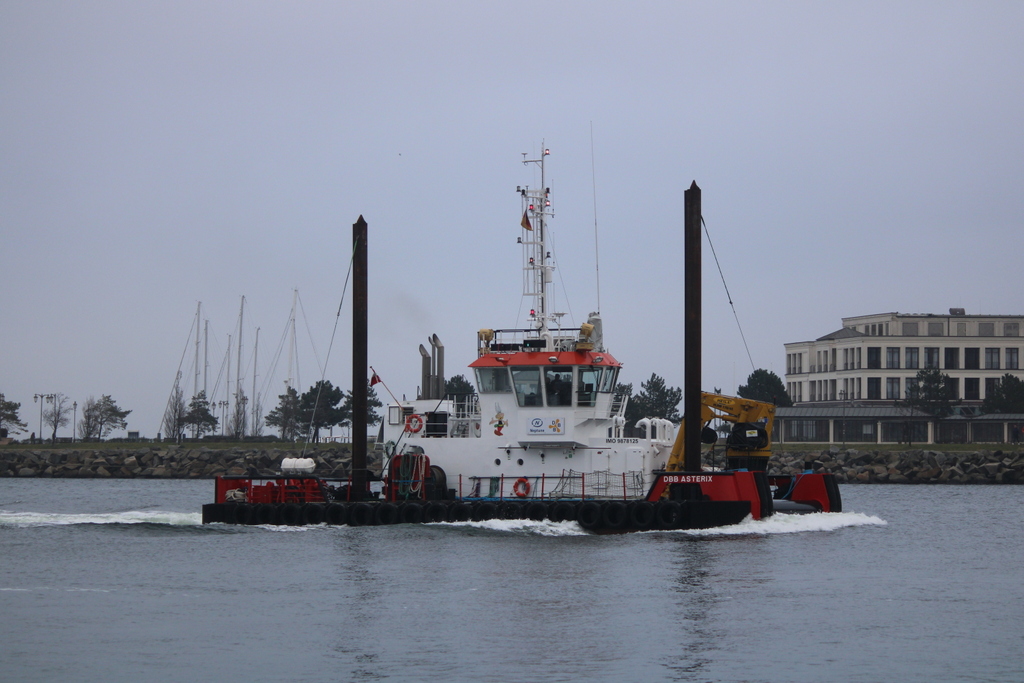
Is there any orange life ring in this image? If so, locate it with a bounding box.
[513,477,531,498]
[405,414,424,433]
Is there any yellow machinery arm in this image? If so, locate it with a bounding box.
[665,392,776,472]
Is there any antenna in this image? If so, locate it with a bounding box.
[590,122,602,314]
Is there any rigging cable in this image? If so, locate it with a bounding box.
[301,238,357,458]
[701,215,756,373]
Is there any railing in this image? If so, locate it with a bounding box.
[461,469,646,501]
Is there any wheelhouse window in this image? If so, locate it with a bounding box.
[511,367,541,406]
[475,367,513,393]
[544,366,574,407]
[599,366,619,392]
[577,366,603,407]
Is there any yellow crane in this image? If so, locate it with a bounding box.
[664,392,775,472]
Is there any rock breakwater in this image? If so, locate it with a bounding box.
[2,446,1022,483]
[0,445,379,479]
[764,447,1024,484]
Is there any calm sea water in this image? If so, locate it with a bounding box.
[1,479,1022,683]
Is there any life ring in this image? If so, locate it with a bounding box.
[513,477,531,498]
[405,414,424,433]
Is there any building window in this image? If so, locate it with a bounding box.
[856,347,862,368]
[867,377,881,400]
[928,322,944,336]
[925,347,940,369]
[985,348,1000,369]
[964,378,980,401]
[886,347,900,369]
[945,348,959,370]
[906,377,919,397]
[985,377,1000,399]
[957,322,967,336]
[867,347,881,369]
[902,322,919,336]
[979,322,995,336]
[1008,348,1019,370]
[1005,323,1020,337]
[964,347,980,370]
[886,378,901,400]
[905,347,919,369]
[945,377,960,400]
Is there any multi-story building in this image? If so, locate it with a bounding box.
[776,310,1024,444]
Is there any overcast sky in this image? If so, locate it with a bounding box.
[3,1,1022,438]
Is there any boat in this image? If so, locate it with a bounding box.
[202,147,840,530]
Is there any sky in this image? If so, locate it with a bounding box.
[3,1,1023,438]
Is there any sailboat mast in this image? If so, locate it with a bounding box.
[225,333,232,435]
[286,289,297,392]
[236,296,244,403]
[193,302,201,398]
[203,319,209,396]
[252,327,259,435]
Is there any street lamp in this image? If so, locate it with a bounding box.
[73,401,77,443]
[33,393,55,444]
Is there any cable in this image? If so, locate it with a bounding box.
[300,238,357,458]
[702,215,756,373]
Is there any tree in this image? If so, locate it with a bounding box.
[227,389,248,439]
[340,382,384,429]
[982,374,1024,414]
[265,386,301,441]
[737,369,792,407]
[162,383,188,442]
[0,394,28,437]
[42,392,72,443]
[445,374,475,395]
[623,373,682,428]
[78,395,132,441]
[185,391,218,438]
[901,368,960,418]
[298,380,345,441]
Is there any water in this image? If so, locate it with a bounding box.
[2,480,1022,683]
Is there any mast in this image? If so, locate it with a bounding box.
[225,333,232,429]
[193,302,201,398]
[286,289,298,392]
[520,144,558,349]
[236,296,245,403]
[251,327,259,436]
[203,319,209,396]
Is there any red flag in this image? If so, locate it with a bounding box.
[370,372,381,386]
[521,210,532,231]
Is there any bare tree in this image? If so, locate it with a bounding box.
[43,392,71,443]
[162,382,188,442]
[227,390,248,440]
